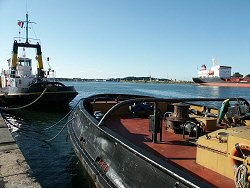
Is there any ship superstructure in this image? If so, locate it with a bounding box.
[193,58,250,87]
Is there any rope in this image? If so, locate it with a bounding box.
[0,88,47,111]
[45,116,76,142]
[0,92,82,143]
[42,99,82,131]
[0,96,82,141]
[235,164,249,188]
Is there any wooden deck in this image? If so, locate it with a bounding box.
[106,117,235,188]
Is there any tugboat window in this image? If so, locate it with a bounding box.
[19,60,31,66]
[23,61,31,66]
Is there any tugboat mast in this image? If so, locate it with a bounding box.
[18,12,36,43]
[25,13,29,43]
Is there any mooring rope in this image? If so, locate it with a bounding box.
[0,88,47,111]
[42,98,82,131]
[45,116,76,142]
[1,111,75,143]
[235,164,249,188]
[0,89,82,143]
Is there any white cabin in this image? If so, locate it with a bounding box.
[198,61,232,79]
[15,57,33,77]
[1,57,35,88]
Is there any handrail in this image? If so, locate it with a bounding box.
[13,37,41,44]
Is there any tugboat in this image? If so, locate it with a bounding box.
[0,13,78,108]
[68,94,250,188]
[192,58,250,88]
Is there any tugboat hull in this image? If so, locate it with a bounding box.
[68,103,199,188]
[0,82,78,107]
[67,94,242,188]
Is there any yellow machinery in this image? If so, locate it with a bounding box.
[197,127,250,186]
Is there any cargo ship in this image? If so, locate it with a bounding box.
[68,93,250,188]
[0,13,78,108]
[192,59,250,87]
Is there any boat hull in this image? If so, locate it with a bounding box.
[192,77,250,88]
[0,82,78,107]
[68,96,216,188]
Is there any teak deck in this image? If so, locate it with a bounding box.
[106,117,235,188]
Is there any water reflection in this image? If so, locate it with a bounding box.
[171,85,250,101]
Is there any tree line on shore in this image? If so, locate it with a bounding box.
[233,72,250,78]
[55,76,192,83]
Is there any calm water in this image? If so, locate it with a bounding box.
[3,82,250,188]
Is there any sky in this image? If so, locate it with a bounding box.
[0,0,250,81]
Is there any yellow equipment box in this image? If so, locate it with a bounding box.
[195,116,218,132]
[197,126,250,180]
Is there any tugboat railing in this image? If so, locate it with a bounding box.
[13,37,41,45]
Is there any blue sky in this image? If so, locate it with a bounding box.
[0,0,250,80]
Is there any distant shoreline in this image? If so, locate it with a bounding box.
[55,77,193,84]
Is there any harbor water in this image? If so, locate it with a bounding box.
[3,81,250,188]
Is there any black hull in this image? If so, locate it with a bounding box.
[0,82,78,108]
[192,77,225,83]
[68,95,214,188]
[192,77,250,87]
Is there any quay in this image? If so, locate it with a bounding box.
[0,114,41,188]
